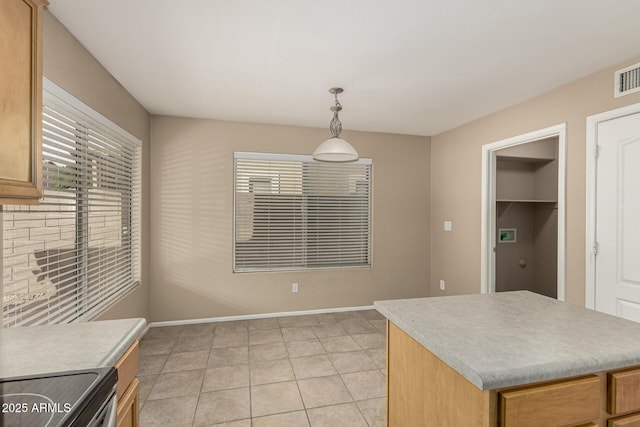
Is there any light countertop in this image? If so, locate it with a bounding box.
[0,318,146,378]
[374,291,640,390]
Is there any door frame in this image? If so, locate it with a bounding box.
[585,102,640,309]
[480,124,567,300]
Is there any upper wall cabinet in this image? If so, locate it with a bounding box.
[0,0,48,205]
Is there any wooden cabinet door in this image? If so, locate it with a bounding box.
[115,340,139,400]
[609,413,640,427]
[117,377,139,427]
[609,368,640,415]
[116,341,140,427]
[0,0,46,204]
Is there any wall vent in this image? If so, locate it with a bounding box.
[614,62,640,98]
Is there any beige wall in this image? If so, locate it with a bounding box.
[430,55,640,305]
[20,11,638,324]
[150,116,431,321]
[42,11,151,321]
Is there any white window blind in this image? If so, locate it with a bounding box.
[234,152,372,272]
[2,81,141,327]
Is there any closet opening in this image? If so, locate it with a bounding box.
[480,124,566,300]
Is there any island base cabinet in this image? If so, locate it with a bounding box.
[379,293,640,427]
[386,321,497,427]
[387,320,607,427]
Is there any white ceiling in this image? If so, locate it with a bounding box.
[48,0,640,136]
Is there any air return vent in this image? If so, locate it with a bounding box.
[614,62,640,98]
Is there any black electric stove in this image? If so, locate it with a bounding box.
[0,367,117,427]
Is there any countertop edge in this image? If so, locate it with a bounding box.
[97,317,147,367]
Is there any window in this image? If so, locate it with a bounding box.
[2,80,141,327]
[234,152,372,272]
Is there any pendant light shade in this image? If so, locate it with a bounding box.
[313,137,359,162]
[313,87,359,162]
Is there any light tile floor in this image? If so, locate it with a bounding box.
[138,310,387,427]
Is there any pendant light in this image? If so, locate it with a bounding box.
[313,87,359,162]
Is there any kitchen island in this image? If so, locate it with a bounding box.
[374,291,640,427]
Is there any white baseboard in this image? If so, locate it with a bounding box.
[148,304,375,329]
[140,323,151,337]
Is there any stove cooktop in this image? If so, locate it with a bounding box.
[0,367,117,427]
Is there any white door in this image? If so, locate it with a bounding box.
[595,111,640,322]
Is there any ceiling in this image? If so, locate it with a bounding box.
[48,0,640,137]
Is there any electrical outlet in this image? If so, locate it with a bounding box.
[444,221,452,232]
[292,283,299,293]
[439,280,445,291]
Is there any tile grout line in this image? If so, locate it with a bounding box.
[191,329,215,427]
[330,322,376,427]
[139,328,179,414]
[140,312,385,426]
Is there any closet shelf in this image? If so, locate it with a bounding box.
[496,199,557,203]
